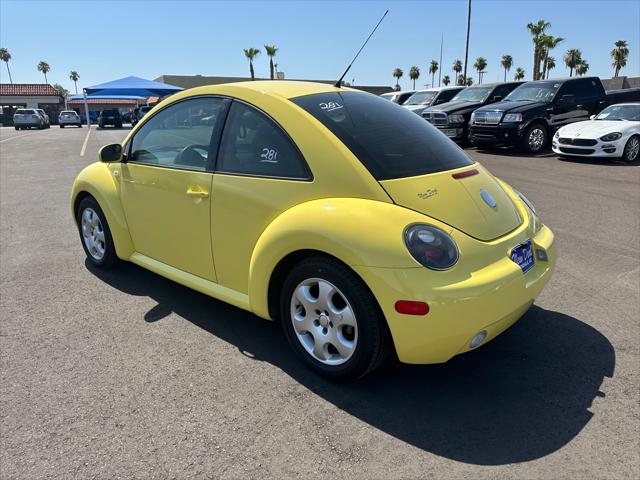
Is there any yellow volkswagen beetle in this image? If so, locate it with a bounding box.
[71,81,555,379]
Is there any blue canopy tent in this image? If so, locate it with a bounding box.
[80,76,183,125]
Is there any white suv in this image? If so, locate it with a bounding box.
[13,109,46,130]
[59,110,82,128]
[35,109,51,128]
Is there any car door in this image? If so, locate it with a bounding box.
[120,96,229,282]
[551,81,582,128]
[211,100,313,294]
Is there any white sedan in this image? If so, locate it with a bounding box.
[552,103,640,163]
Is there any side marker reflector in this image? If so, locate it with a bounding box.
[395,300,430,315]
[452,169,479,179]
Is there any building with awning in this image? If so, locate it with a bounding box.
[0,84,63,125]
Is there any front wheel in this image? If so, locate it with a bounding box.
[621,135,640,163]
[76,197,117,268]
[280,257,390,379]
[521,123,547,154]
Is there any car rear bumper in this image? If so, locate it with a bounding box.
[469,123,525,146]
[14,121,41,127]
[59,119,81,125]
[353,224,556,364]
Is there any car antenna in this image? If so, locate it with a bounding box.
[334,9,389,88]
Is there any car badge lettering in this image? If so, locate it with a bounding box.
[480,189,497,208]
[417,188,438,200]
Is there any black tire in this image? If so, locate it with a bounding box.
[76,196,117,269]
[521,123,548,154]
[60,125,65,128]
[621,135,640,163]
[280,256,391,380]
[14,126,19,130]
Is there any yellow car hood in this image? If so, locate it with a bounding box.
[380,165,522,241]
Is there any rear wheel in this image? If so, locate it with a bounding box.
[521,123,547,154]
[621,135,640,163]
[76,197,117,269]
[280,257,390,379]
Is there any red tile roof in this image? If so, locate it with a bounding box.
[0,83,61,96]
[67,98,138,105]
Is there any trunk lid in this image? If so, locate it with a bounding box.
[380,164,522,241]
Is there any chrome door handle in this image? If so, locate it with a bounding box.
[186,188,209,198]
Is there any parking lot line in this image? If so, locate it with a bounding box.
[0,130,41,144]
[80,125,92,157]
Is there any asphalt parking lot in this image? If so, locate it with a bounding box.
[1,124,638,479]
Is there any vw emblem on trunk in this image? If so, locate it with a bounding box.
[480,189,497,208]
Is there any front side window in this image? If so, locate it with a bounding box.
[292,91,473,180]
[404,91,437,106]
[217,101,310,179]
[506,83,559,102]
[129,97,228,171]
[450,87,493,103]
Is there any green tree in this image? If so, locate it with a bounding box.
[264,45,278,80]
[392,67,403,90]
[452,59,462,86]
[0,47,12,84]
[540,35,564,79]
[408,66,420,89]
[545,57,556,78]
[442,75,450,86]
[69,71,80,94]
[37,60,50,84]
[53,83,69,97]
[243,48,261,80]
[465,76,474,86]
[514,67,525,80]
[527,20,551,80]
[611,40,629,77]
[575,60,589,76]
[501,54,513,82]
[564,48,582,77]
[428,60,438,87]
[473,57,487,83]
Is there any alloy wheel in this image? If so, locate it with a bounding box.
[290,278,358,365]
[81,208,106,261]
[528,128,545,152]
[625,137,639,162]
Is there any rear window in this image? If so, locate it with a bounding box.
[291,91,473,180]
[101,109,119,116]
[15,109,36,115]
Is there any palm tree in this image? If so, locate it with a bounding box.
[392,68,403,90]
[473,57,487,83]
[442,75,450,86]
[243,48,261,80]
[514,67,525,81]
[465,76,474,86]
[428,60,439,87]
[527,20,551,80]
[37,61,50,84]
[575,60,589,76]
[452,59,462,85]
[611,40,629,77]
[501,54,513,82]
[408,66,420,89]
[264,45,278,80]
[0,48,12,84]
[564,48,582,77]
[545,57,556,78]
[540,35,564,79]
[69,71,80,94]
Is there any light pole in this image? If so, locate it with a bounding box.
[462,0,471,85]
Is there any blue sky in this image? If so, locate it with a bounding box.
[1,0,638,91]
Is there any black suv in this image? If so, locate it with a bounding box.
[98,109,123,128]
[421,82,522,144]
[468,77,608,153]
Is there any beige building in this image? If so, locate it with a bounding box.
[0,84,63,125]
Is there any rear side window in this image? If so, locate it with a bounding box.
[434,89,460,104]
[217,101,310,179]
[292,91,473,180]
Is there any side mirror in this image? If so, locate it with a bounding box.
[559,94,575,105]
[589,114,595,120]
[99,143,122,163]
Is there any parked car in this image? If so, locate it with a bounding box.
[422,82,522,144]
[35,109,51,128]
[380,90,416,105]
[59,110,82,128]
[552,103,640,162]
[402,87,465,116]
[71,81,555,379]
[468,77,623,153]
[80,111,100,124]
[98,109,122,128]
[13,108,46,130]
[131,106,153,126]
[121,111,132,124]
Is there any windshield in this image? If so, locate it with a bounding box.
[595,104,640,121]
[404,91,437,106]
[506,83,558,102]
[450,87,493,103]
[291,91,473,180]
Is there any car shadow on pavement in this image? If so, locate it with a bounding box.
[556,155,640,167]
[473,146,557,159]
[87,260,615,466]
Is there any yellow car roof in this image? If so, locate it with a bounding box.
[178,80,352,100]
